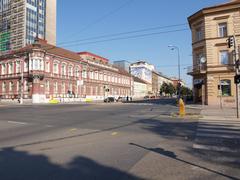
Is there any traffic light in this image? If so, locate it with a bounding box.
[236,60,240,69]
[234,74,240,84]
[227,36,234,48]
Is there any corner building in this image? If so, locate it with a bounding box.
[188,0,240,107]
[0,40,133,103]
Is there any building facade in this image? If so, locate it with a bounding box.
[130,61,154,84]
[0,41,133,103]
[133,76,148,99]
[78,52,133,101]
[0,0,57,53]
[188,0,240,107]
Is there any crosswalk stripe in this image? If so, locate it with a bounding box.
[197,128,240,134]
[193,144,238,153]
[193,118,240,153]
[198,124,240,129]
[196,132,240,139]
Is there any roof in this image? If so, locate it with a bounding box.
[1,39,84,62]
[188,0,240,24]
[78,51,109,62]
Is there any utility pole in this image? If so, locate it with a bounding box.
[229,35,239,118]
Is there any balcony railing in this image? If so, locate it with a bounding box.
[187,63,207,75]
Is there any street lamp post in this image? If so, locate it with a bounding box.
[168,45,181,99]
[20,59,24,104]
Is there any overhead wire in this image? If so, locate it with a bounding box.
[60,0,135,42]
[58,23,188,46]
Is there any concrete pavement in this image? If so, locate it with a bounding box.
[0,100,239,180]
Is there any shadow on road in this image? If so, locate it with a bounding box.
[129,143,240,180]
[0,147,142,180]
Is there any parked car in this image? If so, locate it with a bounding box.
[104,97,115,103]
[144,96,149,99]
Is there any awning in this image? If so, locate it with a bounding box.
[193,79,203,85]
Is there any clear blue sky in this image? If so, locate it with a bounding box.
[57,0,227,87]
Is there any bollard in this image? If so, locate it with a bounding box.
[179,98,186,117]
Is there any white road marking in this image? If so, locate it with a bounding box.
[198,124,240,130]
[197,128,240,134]
[7,121,28,125]
[196,132,240,139]
[193,144,239,153]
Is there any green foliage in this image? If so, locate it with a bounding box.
[160,82,176,96]
[180,86,192,97]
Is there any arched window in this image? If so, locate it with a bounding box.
[68,66,73,77]
[9,81,14,92]
[45,80,50,92]
[54,82,58,93]
[219,79,231,96]
[2,82,6,92]
[75,67,80,77]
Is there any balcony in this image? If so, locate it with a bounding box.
[187,63,207,75]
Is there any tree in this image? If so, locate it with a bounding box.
[160,82,176,97]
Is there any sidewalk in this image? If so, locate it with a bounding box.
[201,106,239,121]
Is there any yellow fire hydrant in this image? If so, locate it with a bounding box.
[179,98,186,117]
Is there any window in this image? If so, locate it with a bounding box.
[95,71,98,80]
[219,79,231,96]
[75,67,80,77]
[1,64,6,75]
[24,60,28,72]
[9,82,14,92]
[33,59,39,70]
[196,27,203,41]
[68,66,73,76]
[45,80,50,92]
[62,82,65,93]
[99,73,103,80]
[196,53,204,65]
[82,69,87,78]
[24,81,28,91]
[53,63,59,74]
[54,82,58,93]
[218,23,227,37]
[61,64,66,75]
[45,62,50,72]
[8,63,13,74]
[69,82,72,91]
[16,61,20,73]
[219,51,229,65]
[17,81,20,92]
[2,82,6,93]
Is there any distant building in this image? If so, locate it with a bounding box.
[153,71,173,96]
[113,60,131,72]
[0,0,57,53]
[171,77,185,88]
[78,52,133,100]
[130,61,155,84]
[133,76,148,98]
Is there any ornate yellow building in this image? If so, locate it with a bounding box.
[188,0,240,107]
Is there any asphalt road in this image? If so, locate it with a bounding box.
[0,99,239,180]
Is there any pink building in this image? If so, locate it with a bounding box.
[0,39,133,103]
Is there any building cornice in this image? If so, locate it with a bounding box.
[188,1,240,26]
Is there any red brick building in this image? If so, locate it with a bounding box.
[0,40,133,103]
[78,52,133,101]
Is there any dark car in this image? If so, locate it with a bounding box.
[104,97,115,103]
